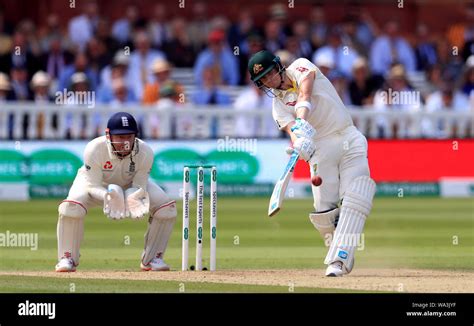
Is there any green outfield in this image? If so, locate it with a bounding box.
[0,197,472,293]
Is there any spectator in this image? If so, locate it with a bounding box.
[30,71,54,139]
[38,14,62,53]
[0,73,12,101]
[422,82,470,138]
[415,24,438,71]
[128,31,166,101]
[0,72,16,140]
[235,33,265,85]
[187,1,211,52]
[309,4,328,50]
[147,3,170,49]
[68,0,99,51]
[328,70,351,105]
[447,3,474,55]
[461,64,474,97]
[10,65,32,139]
[17,19,41,57]
[264,19,285,54]
[142,59,183,105]
[436,38,464,81]
[373,64,419,138]
[64,72,91,139]
[109,78,137,108]
[9,65,32,101]
[98,51,132,103]
[275,50,296,68]
[233,80,279,138]
[0,30,41,77]
[343,3,379,50]
[112,4,141,46]
[192,65,232,105]
[153,83,184,139]
[192,65,232,138]
[41,35,73,83]
[57,52,98,92]
[422,64,444,100]
[370,20,416,75]
[312,28,359,78]
[313,53,335,77]
[349,57,384,106]
[269,3,292,37]
[96,17,120,57]
[194,29,239,87]
[86,37,109,78]
[292,20,313,60]
[228,10,258,56]
[163,17,196,67]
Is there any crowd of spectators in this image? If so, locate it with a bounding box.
[0,1,472,139]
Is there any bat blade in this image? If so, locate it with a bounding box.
[268,151,299,217]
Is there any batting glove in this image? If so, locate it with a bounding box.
[290,118,317,139]
[291,137,316,162]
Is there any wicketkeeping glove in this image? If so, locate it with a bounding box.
[125,187,150,219]
[103,184,127,220]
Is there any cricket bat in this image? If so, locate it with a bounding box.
[268,150,299,217]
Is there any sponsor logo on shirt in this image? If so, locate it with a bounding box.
[296,67,308,72]
[285,101,296,106]
[103,161,113,170]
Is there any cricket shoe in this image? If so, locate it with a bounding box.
[325,261,349,277]
[55,257,76,272]
[141,253,170,271]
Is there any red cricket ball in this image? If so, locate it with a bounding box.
[311,175,323,187]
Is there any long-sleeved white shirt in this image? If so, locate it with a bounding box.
[79,135,154,200]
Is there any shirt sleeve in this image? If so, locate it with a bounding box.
[272,98,296,130]
[83,141,107,201]
[132,143,154,190]
[289,58,317,86]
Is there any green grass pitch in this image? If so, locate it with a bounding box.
[0,197,472,292]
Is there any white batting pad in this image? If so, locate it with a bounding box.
[324,176,376,272]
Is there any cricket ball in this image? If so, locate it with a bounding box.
[311,175,323,187]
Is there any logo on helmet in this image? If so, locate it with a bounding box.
[121,117,129,127]
[253,64,264,75]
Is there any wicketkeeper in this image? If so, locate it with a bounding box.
[55,112,176,272]
[248,50,376,277]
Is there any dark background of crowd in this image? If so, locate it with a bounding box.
[0,0,472,140]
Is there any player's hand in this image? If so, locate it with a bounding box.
[291,137,316,162]
[125,187,149,220]
[290,118,316,139]
[103,184,126,220]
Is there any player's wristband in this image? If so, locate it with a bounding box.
[295,101,312,111]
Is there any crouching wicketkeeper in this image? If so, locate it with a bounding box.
[55,112,176,272]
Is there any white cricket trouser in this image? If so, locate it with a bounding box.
[309,126,370,212]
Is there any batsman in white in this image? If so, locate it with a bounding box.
[55,112,176,272]
[248,50,376,277]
